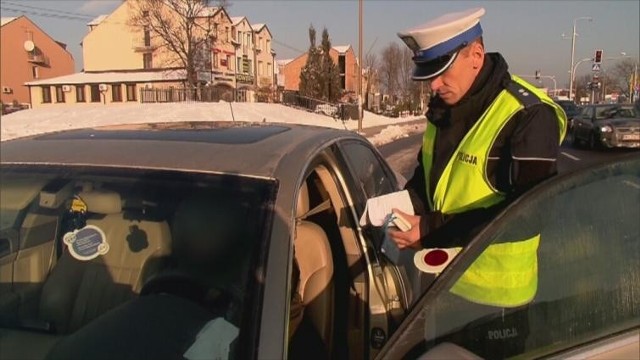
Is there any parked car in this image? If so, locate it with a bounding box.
[572,104,640,149]
[555,100,581,133]
[1,122,638,359]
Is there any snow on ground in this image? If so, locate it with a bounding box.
[0,102,424,146]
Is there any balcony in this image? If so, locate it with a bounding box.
[27,53,49,66]
[132,38,157,52]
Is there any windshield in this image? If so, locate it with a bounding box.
[595,105,639,120]
[0,165,276,359]
[557,101,579,116]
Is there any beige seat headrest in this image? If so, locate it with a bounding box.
[78,189,122,214]
[296,182,310,218]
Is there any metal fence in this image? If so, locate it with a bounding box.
[140,87,234,104]
[281,91,359,120]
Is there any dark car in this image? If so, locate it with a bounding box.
[572,104,640,149]
[1,122,638,359]
[555,100,580,132]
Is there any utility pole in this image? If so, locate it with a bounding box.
[357,0,363,132]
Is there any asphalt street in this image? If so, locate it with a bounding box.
[378,132,639,181]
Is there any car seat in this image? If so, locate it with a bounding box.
[38,188,171,333]
[293,181,334,353]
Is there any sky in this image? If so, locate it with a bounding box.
[1,0,638,88]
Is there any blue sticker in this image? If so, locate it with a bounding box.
[63,225,109,261]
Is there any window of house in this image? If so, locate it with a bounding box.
[112,84,122,102]
[341,76,346,90]
[90,84,101,103]
[247,59,252,75]
[126,84,137,101]
[32,66,39,79]
[246,33,251,47]
[143,53,153,69]
[41,86,51,103]
[226,27,229,42]
[76,85,86,102]
[268,62,272,76]
[213,53,218,69]
[55,86,65,103]
[338,55,346,75]
[237,58,242,73]
[144,28,151,47]
[258,61,263,76]
[227,55,232,70]
[266,39,271,53]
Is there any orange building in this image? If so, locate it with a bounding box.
[0,16,74,106]
[280,45,359,94]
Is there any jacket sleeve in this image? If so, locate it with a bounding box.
[419,103,561,248]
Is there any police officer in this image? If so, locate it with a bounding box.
[389,7,566,253]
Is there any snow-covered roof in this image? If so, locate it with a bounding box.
[332,45,352,54]
[230,16,245,25]
[87,15,108,26]
[277,59,293,66]
[251,23,266,31]
[25,70,187,86]
[1,17,18,27]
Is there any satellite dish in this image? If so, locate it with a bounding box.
[24,40,35,52]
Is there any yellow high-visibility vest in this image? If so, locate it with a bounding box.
[422,75,567,307]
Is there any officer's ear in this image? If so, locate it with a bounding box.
[468,40,484,69]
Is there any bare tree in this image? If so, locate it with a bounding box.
[128,0,225,88]
[611,59,637,98]
[379,42,401,99]
[363,51,378,109]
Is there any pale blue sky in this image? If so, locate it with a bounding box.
[2,0,638,88]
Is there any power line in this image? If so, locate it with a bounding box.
[0,7,94,21]
[1,1,96,19]
[272,39,305,55]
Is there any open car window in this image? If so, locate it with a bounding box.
[0,165,276,360]
[380,155,640,359]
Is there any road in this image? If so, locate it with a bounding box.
[378,132,638,180]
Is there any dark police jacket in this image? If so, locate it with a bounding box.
[405,53,561,247]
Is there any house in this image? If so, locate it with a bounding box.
[280,45,359,95]
[0,16,74,107]
[25,0,275,108]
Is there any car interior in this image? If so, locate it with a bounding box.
[0,171,270,360]
[289,162,410,359]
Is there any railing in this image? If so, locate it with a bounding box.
[140,87,233,103]
[281,91,358,120]
[27,53,49,66]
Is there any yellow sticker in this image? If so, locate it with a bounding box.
[71,196,87,213]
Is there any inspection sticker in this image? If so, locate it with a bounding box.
[63,225,109,261]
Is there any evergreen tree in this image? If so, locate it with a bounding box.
[299,25,322,99]
[320,28,342,102]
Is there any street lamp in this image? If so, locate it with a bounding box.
[571,57,592,102]
[568,16,592,102]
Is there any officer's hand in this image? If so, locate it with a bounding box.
[387,208,422,250]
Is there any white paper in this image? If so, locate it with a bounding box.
[359,190,414,227]
[184,318,239,360]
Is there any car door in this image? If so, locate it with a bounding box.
[574,105,593,140]
[378,154,640,359]
[334,139,416,357]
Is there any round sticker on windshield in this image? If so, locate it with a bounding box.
[63,225,109,261]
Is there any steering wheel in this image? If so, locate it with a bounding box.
[141,270,232,312]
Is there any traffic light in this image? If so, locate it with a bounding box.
[535,70,540,80]
[594,49,603,64]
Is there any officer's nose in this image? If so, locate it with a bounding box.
[430,76,444,93]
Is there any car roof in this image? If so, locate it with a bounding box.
[0,121,363,179]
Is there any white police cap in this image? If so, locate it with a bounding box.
[398,7,485,80]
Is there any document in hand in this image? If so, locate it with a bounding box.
[358,190,415,227]
[358,190,415,264]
